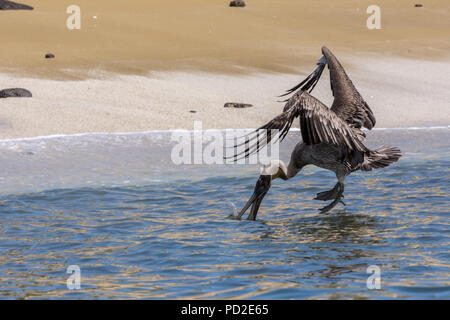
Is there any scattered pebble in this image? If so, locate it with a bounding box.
[415,4,423,7]
[45,53,55,59]
[0,0,33,10]
[224,102,253,108]
[0,88,32,98]
[229,1,246,7]
[189,110,197,113]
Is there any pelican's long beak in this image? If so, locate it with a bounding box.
[237,175,271,221]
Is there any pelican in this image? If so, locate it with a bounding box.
[231,46,401,220]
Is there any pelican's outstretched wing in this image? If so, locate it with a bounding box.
[226,91,368,161]
[321,47,376,130]
[280,46,376,131]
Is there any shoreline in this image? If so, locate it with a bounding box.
[1,125,448,196]
[0,125,449,144]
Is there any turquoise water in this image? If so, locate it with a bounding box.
[0,128,449,299]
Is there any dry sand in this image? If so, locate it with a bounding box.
[0,0,449,138]
[1,0,449,77]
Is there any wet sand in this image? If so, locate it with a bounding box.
[1,56,449,139]
[0,0,449,138]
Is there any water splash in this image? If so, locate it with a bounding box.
[227,201,240,219]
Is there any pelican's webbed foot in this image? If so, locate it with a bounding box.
[314,182,342,201]
[316,182,345,214]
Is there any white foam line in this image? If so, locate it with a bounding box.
[0,125,448,143]
[370,126,450,131]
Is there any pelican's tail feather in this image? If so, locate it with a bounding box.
[361,146,402,171]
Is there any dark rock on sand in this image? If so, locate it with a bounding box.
[0,88,32,98]
[229,1,246,7]
[189,110,197,113]
[224,102,253,108]
[45,53,55,59]
[0,0,33,10]
[415,4,423,7]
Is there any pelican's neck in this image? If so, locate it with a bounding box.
[274,161,289,180]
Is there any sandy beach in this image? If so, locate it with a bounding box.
[0,0,449,138]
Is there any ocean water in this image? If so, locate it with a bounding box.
[0,127,449,299]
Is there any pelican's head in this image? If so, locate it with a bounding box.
[260,159,288,181]
[237,160,288,220]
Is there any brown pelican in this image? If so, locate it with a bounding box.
[231,46,401,220]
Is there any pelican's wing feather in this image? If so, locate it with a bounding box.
[226,91,368,161]
[225,105,297,161]
[279,46,376,130]
[292,92,368,151]
[321,46,376,130]
[279,58,326,98]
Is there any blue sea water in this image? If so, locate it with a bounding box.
[0,127,449,299]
